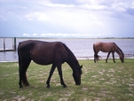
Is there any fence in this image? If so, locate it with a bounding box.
[0,37,16,52]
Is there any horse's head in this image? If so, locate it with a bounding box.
[120,53,124,63]
[73,65,83,85]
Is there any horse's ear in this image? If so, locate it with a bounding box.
[80,65,83,68]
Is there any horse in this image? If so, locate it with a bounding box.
[93,42,124,63]
[18,40,82,88]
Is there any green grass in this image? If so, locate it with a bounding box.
[0,59,134,101]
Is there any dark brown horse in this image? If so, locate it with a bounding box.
[18,40,82,88]
[93,42,124,63]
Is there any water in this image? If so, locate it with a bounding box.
[0,38,134,62]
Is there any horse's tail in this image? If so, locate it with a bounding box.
[93,43,101,62]
[18,42,22,67]
[17,42,23,88]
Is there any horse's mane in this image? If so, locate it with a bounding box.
[62,43,79,64]
[113,42,124,56]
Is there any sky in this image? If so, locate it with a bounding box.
[0,0,134,38]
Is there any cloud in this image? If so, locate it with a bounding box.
[23,33,30,37]
[0,0,134,38]
[23,1,111,35]
[25,12,50,21]
[0,15,7,21]
[127,8,134,15]
[32,33,38,36]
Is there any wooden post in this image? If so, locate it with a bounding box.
[14,37,16,51]
[3,38,5,52]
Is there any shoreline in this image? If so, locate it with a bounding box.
[0,55,134,63]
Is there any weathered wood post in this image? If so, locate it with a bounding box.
[14,37,16,51]
[3,38,5,52]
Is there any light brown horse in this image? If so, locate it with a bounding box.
[93,42,124,63]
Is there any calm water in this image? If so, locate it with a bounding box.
[0,38,134,62]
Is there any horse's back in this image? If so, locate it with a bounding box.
[93,42,103,51]
[18,40,35,56]
[94,42,114,46]
[93,42,115,52]
[18,40,69,65]
[18,40,64,51]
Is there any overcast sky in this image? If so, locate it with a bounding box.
[0,0,134,38]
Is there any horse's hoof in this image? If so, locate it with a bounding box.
[63,86,67,88]
[63,85,67,88]
[25,84,30,87]
[27,84,30,86]
[19,86,23,88]
[47,85,50,88]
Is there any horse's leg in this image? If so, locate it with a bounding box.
[94,54,96,63]
[18,56,23,88]
[106,52,111,63]
[93,44,97,63]
[19,58,31,88]
[94,53,99,63]
[46,64,56,88]
[112,52,116,63]
[57,64,67,88]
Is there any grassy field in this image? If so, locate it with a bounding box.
[0,59,134,101]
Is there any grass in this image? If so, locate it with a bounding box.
[0,59,134,101]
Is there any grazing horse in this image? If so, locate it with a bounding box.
[93,42,124,63]
[18,40,82,88]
